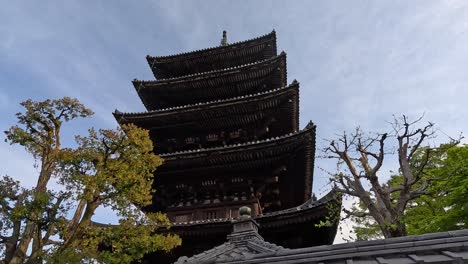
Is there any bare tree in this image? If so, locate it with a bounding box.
[325,115,459,238]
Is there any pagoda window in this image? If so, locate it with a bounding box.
[229,130,240,139]
[185,137,196,144]
[241,192,247,201]
[205,211,217,220]
[212,194,221,203]
[177,200,184,207]
[229,208,239,219]
[175,214,190,223]
[163,138,177,151]
[168,138,178,144]
[231,177,244,183]
[202,180,216,186]
[206,133,219,142]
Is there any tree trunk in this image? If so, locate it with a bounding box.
[9,161,55,264]
[60,201,99,251]
[380,220,407,238]
[9,223,34,264]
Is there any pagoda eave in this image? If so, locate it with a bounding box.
[158,123,313,162]
[114,83,299,145]
[137,53,287,110]
[153,124,316,207]
[147,30,277,79]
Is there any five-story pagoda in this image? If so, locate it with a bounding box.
[114,31,340,262]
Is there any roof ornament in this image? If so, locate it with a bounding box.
[238,206,252,220]
[175,205,286,263]
[220,30,228,46]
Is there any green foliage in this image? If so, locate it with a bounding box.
[405,144,468,234]
[48,214,181,263]
[4,97,93,159]
[59,124,163,211]
[94,215,180,263]
[1,98,180,263]
[314,191,342,229]
[345,200,382,241]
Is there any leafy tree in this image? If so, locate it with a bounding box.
[404,144,468,234]
[325,115,460,238]
[1,98,180,263]
[346,143,453,240]
[347,144,467,240]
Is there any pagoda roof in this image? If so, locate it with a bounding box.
[158,120,314,159]
[154,122,316,206]
[135,53,287,110]
[147,31,277,79]
[114,82,299,136]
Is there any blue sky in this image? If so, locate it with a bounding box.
[1,1,468,242]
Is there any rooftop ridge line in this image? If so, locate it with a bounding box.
[243,232,468,263]
[146,30,276,61]
[116,80,298,116]
[137,51,285,83]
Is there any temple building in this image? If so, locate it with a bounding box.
[114,31,341,263]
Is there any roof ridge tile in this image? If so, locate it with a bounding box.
[136,52,285,83]
[148,30,276,61]
[114,81,298,116]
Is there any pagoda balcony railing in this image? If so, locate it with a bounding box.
[167,199,262,223]
[166,197,258,212]
[185,137,197,144]
[229,131,240,138]
[206,134,219,141]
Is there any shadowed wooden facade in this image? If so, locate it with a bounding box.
[114,31,340,263]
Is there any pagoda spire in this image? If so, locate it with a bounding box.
[220,30,227,46]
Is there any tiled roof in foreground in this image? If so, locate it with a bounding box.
[227,229,468,264]
[176,219,468,264]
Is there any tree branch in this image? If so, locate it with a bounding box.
[343,207,371,218]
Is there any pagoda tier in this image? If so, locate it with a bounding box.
[135,52,286,110]
[144,123,316,219]
[114,82,298,153]
[147,31,277,79]
[143,190,341,264]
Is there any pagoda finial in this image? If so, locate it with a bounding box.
[220,30,227,46]
[239,206,251,220]
[230,206,259,236]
